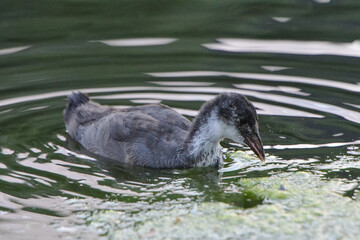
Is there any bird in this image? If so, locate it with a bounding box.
[63,91,265,169]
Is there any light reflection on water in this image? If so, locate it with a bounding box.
[234,84,310,96]
[91,38,177,47]
[0,46,31,55]
[203,38,360,57]
[147,71,360,93]
[1,83,357,122]
[97,93,323,118]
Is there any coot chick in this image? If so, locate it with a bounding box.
[64,92,265,168]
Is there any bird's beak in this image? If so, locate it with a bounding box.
[244,133,265,162]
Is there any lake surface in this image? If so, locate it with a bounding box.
[0,0,359,239]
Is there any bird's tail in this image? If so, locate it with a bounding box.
[64,91,89,123]
[67,91,89,108]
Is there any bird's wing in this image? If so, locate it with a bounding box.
[78,109,189,167]
[126,104,191,131]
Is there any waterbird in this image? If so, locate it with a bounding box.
[64,92,265,168]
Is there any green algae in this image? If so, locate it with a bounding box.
[87,172,360,239]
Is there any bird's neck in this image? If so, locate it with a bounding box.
[182,111,226,167]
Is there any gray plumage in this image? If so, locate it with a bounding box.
[64,92,265,169]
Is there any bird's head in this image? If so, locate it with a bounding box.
[216,92,265,162]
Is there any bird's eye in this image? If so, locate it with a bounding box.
[239,118,246,125]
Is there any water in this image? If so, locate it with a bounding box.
[0,0,360,239]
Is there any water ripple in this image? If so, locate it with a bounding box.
[0,85,356,122]
[203,38,360,58]
[264,139,360,150]
[0,46,31,56]
[234,84,310,96]
[90,38,177,47]
[147,71,360,93]
[95,93,323,118]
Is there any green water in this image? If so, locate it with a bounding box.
[0,0,360,239]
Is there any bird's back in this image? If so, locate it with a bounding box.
[64,92,191,167]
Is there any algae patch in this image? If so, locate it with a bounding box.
[87,172,360,239]
[237,172,360,238]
